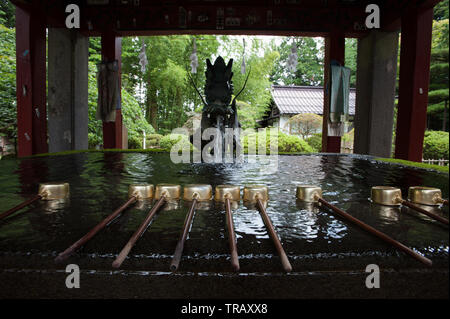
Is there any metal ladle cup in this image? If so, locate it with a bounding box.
[297,185,433,267]
[38,183,70,200]
[408,186,446,206]
[371,185,448,225]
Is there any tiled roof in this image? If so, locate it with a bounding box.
[271,85,355,116]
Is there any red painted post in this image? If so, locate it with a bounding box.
[15,5,48,157]
[15,7,33,157]
[30,3,48,155]
[394,8,434,162]
[101,33,123,149]
[322,34,345,153]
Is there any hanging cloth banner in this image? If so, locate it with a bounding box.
[328,61,351,136]
[96,60,120,122]
[241,38,246,74]
[138,41,148,74]
[190,38,198,74]
[287,42,298,73]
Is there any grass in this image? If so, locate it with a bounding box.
[375,157,449,174]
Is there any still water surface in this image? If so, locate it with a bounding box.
[0,153,448,273]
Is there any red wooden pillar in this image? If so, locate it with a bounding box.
[394,8,434,162]
[15,4,48,157]
[322,33,345,153]
[101,32,123,149]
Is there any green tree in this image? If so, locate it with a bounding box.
[87,61,154,148]
[0,23,16,143]
[345,38,357,87]
[223,37,280,127]
[285,113,323,139]
[133,35,222,133]
[0,0,15,28]
[434,0,449,20]
[270,37,323,86]
[427,7,449,132]
[432,19,449,50]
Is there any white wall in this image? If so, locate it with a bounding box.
[279,115,290,134]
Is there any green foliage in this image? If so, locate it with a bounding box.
[432,19,449,50]
[270,37,323,86]
[128,135,142,149]
[147,133,164,147]
[428,89,449,105]
[88,37,102,65]
[87,61,154,149]
[122,35,222,133]
[427,101,448,131]
[305,133,322,152]
[375,157,449,174]
[118,35,280,134]
[428,19,449,132]
[422,130,449,160]
[88,132,102,149]
[159,134,192,151]
[430,63,449,87]
[285,113,322,139]
[225,38,280,119]
[121,88,155,139]
[242,129,313,153]
[434,0,449,20]
[0,1,15,28]
[345,38,357,87]
[87,62,102,143]
[236,100,260,129]
[431,48,449,63]
[0,23,16,140]
[278,134,313,153]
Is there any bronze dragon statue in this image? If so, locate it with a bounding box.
[189,56,250,161]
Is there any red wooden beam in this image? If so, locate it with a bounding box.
[15,3,48,157]
[30,0,48,155]
[15,6,33,157]
[394,7,434,162]
[101,32,123,150]
[22,0,384,37]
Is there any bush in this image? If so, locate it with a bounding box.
[147,134,164,147]
[423,130,449,160]
[88,132,102,149]
[242,129,314,153]
[128,135,142,149]
[160,134,192,151]
[305,133,322,152]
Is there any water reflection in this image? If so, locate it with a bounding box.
[369,202,401,223]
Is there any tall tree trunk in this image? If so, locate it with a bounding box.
[176,88,183,128]
[147,84,158,132]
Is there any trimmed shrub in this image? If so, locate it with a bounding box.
[423,130,449,160]
[128,135,142,149]
[160,134,192,151]
[242,129,314,153]
[88,132,102,149]
[147,133,164,147]
[305,133,322,152]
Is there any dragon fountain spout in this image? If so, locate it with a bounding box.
[189,56,249,161]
